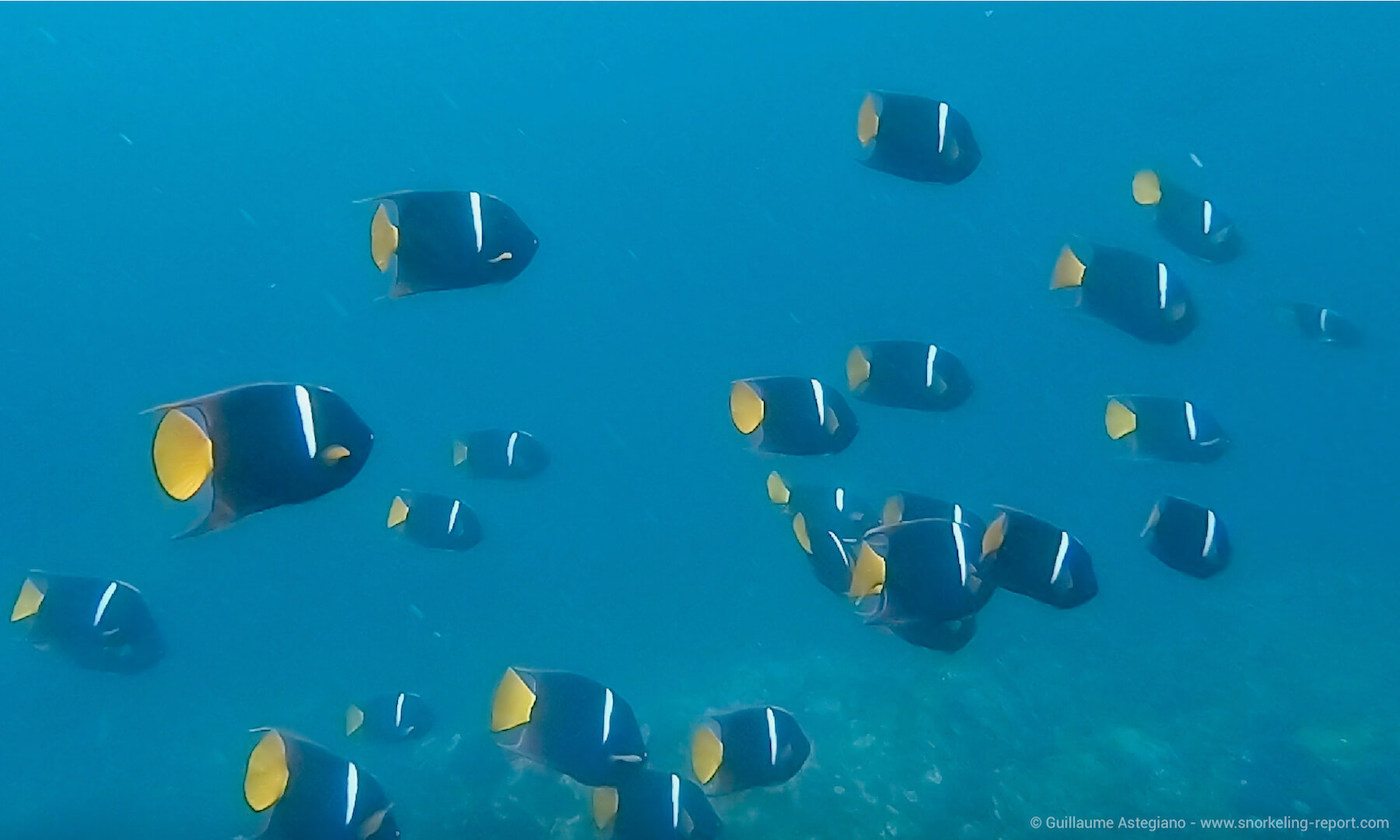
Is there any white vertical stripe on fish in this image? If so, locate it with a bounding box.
[506,431,519,466]
[766,707,779,764]
[1202,510,1217,557]
[925,345,938,388]
[671,774,681,828]
[93,582,117,626]
[447,500,461,533]
[1157,263,1169,310]
[470,191,484,253]
[602,689,614,743]
[344,762,359,825]
[937,102,948,154]
[1049,531,1070,584]
[951,522,967,585]
[1185,401,1198,441]
[295,385,317,459]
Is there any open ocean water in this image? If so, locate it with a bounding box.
[2,3,1398,838]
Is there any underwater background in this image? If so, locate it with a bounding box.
[3,2,1399,837]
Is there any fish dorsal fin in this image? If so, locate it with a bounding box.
[1051,246,1087,290]
[691,723,724,784]
[1105,398,1138,439]
[857,93,881,145]
[387,496,410,529]
[592,787,619,829]
[153,409,213,502]
[491,668,536,732]
[346,704,366,735]
[244,730,290,812]
[729,381,765,435]
[10,577,45,622]
[371,204,399,272]
[1132,170,1163,206]
[846,346,871,391]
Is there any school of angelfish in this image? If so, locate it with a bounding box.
[8,86,1361,840]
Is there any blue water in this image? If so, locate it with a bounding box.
[3,3,1398,837]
